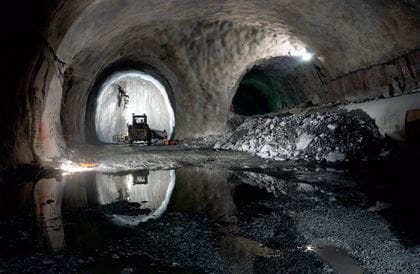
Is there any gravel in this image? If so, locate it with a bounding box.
[217,109,395,162]
[296,207,420,273]
[0,157,418,273]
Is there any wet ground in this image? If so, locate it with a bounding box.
[61,144,273,171]
[0,148,420,273]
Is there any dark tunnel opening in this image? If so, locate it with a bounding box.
[232,84,271,116]
[231,56,317,116]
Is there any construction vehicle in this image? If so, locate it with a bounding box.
[127,113,152,145]
[132,170,149,185]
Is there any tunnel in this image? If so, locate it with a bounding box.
[88,69,175,143]
[1,0,420,272]
[231,56,314,115]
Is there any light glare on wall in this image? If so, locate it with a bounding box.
[301,51,313,61]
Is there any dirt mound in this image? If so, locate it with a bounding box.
[218,110,395,162]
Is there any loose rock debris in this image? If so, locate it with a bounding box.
[217,110,395,162]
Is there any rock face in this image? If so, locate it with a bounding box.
[218,110,393,162]
[244,49,420,111]
[2,0,420,167]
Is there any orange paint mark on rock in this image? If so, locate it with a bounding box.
[39,123,49,140]
[78,162,98,168]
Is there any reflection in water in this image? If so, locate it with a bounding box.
[31,169,175,251]
[12,167,367,273]
[172,168,283,272]
[311,244,365,274]
[63,169,176,225]
[33,178,65,251]
[64,167,279,269]
[97,170,176,225]
[220,236,281,273]
[172,167,237,224]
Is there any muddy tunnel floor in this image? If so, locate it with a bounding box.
[0,149,420,273]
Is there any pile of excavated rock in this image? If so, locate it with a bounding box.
[215,110,394,162]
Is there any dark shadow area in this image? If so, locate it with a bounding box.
[354,147,420,247]
[231,56,319,116]
[232,84,271,115]
[0,1,59,168]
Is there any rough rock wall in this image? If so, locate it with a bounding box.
[63,21,307,142]
[53,0,420,78]
[55,0,420,145]
[327,49,420,103]
[242,49,420,112]
[6,44,67,167]
[3,0,420,168]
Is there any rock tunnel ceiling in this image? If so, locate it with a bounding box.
[1,0,420,165]
[2,1,420,272]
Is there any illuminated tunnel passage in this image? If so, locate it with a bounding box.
[92,70,175,143]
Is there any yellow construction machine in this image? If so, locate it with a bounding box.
[127,113,152,145]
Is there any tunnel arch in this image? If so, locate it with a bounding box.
[93,70,175,143]
[230,56,329,116]
[61,59,177,145]
[2,0,420,167]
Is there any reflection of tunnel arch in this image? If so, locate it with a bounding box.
[62,170,176,226]
[102,170,176,225]
[231,57,321,116]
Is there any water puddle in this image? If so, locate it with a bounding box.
[63,169,175,225]
[0,166,367,273]
[311,244,365,274]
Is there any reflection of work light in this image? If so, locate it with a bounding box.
[134,117,145,124]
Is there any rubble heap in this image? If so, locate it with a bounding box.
[216,110,394,162]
